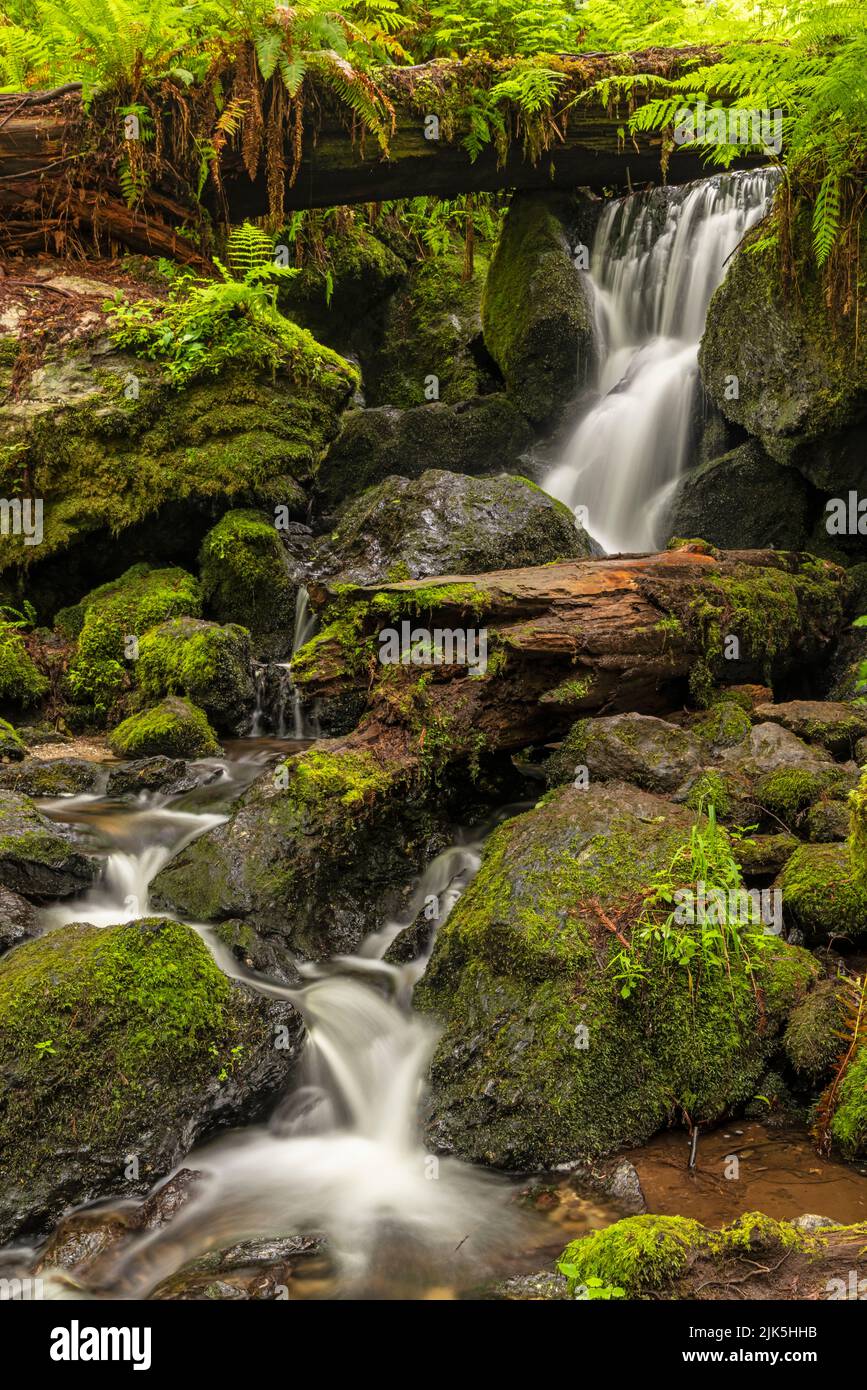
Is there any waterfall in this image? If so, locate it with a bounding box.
[543,169,779,554]
[249,587,321,739]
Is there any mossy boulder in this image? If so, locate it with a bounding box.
[198,509,297,643]
[0,347,355,615]
[315,396,533,515]
[733,832,799,880]
[783,978,846,1082]
[108,696,220,760]
[0,789,97,899]
[545,714,703,795]
[62,563,202,720]
[310,469,596,588]
[0,757,101,797]
[415,782,816,1168]
[0,917,304,1241]
[689,699,752,752]
[0,628,48,709]
[776,842,867,944]
[830,1045,867,1158]
[365,248,495,408]
[665,442,811,551]
[699,220,867,491]
[0,719,25,761]
[136,617,254,733]
[482,192,594,427]
[150,746,446,961]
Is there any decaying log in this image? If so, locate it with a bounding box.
[296,548,848,767]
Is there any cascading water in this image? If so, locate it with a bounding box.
[249,587,321,739]
[543,169,780,554]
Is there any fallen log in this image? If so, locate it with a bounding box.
[293,547,848,769]
[0,46,771,256]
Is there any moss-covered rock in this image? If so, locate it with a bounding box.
[830,1046,867,1158]
[752,700,867,758]
[0,917,303,1241]
[311,469,596,588]
[665,442,811,551]
[544,714,703,794]
[0,718,25,761]
[198,509,297,644]
[558,1212,816,1300]
[733,832,799,880]
[62,563,202,721]
[482,192,594,427]
[136,617,254,733]
[315,395,533,515]
[699,218,867,492]
[108,696,220,760]
[0,757,101,797]
[783,978,846,1082]
[415,782,816,1168]
[0,789,97,899]
[776,843,867,944]
[0,346,355,615]
[689,699,752,752]
[0,628,48,708]
[150,745,447,961]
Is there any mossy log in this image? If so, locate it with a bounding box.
[0,47,770,256]
[294,547,848,775]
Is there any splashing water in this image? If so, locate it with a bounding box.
[544,169,780,554]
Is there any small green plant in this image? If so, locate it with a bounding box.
[34,1039,56,1058]
[556,1267,626,1300]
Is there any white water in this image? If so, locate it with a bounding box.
[544,170,779,554]
[250,587,321,739]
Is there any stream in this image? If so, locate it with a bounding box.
[19,738,867,1300]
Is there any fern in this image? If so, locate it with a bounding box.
[813,973,867,1156]
[226,221,278,278]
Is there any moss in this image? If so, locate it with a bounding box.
[692,700,751,749]
[63,564,201,721]
[755,766,849,824]
[784,979,845,1081]
[0,718,25,761]
[416,787,818,1166]
[777,842,867,943]
[685,770,733,819]
[0,629,48,708]
[849,770,867,891]
[278,746,399,829]
[0,918,260,1185]
[136,617,253,730]
[830,1045,867,1157]
[108,696,220,759]
[198,509,295,634]
[559,1212,813,1298]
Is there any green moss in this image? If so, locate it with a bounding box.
[136,617,252,730]
[692,700,751,749]
[685,770,733,819]
[778,842,867,943]
[108,696,220,759]
[849,770,867,891]
[0,717,25,760]
[0,629,48,708]
[0,918,260,1184]
[830,1046,867,1157]
[559,1212,812,1298]
[278,747,400,830]
[784,979,844,1081]
[63,564,201,721]
[198,509,294,633]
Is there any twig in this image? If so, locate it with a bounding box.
[587,897,631,948]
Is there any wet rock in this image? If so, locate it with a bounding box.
[545,713,703,794]
[0,789,97,898]
[310,469,596,589]
[482,191,595,427]
[315,395,534,514]
[752,700,867,758]
[803,800,850,843]
[0,718,25,761]
[415,781,817,1168]
[150,1233,327,1300]
[198,509,299,653]
[734,833,800,880]
[36,1169,202,1283]
[665,441,811,550]
[688,699,752,752]
[0,883,38,953]
[151,746,449,961]
[0,918,304,1243]
[784,980,847,1083]
[108,697,221,760]
[105,756,215,798]
[0,757,102,797]
[606,1161,646,1216]
[494,1270,569,1301]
